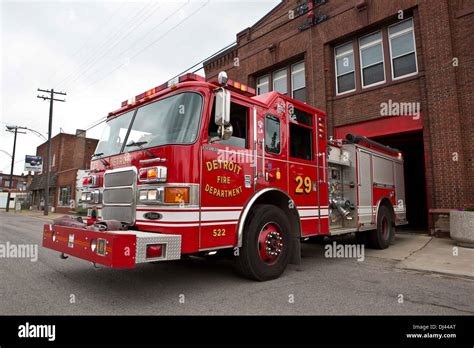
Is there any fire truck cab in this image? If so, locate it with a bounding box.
[42,72,407,281]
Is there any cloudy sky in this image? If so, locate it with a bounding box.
[0,0,280,174]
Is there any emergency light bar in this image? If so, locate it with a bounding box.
[225,79,256,96]
[120,73,206,108]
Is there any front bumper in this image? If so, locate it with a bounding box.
[42,224,181,268]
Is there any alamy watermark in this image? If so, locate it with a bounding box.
[18,322,55,341]
[0,242,38,262]
[324,241,365,262]
[380,99,420,120]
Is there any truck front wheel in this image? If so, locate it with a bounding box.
[234,204,291,281]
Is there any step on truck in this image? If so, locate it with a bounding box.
[42,71,407,281]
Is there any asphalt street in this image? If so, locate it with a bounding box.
[1,212,473,315]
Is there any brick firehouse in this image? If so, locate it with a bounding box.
[204,0,473,231]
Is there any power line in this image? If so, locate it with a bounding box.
[46,2,128,87]
[61,2,165,92]
[112,1,190,66]
[69,1,210,97]
[56,2,156,90]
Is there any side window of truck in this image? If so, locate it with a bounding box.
[208,99,248,148]
[265,114,281,154]
[289,108,313,161]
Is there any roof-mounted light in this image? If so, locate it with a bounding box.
[217,71,228,86]
[226,79,255,96]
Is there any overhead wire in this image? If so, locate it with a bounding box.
[61,1,165,92]
[55,1,155,90]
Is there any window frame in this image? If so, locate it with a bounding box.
[288,107,314,162]
[291,61,306,99]
[256,75,270,95]
[58,186,71,207]
[272,68,288,95]
[359,30,386,88]
[208,97,250,149]
[388,18,418,81]
[334,42,356,95]
[255,61,306,103]
[264,114,282,155]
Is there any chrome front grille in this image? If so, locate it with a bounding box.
[102,167,136,224]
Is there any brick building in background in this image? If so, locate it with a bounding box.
[204,0,473,230]
[29,130,98,213]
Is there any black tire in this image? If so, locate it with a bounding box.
[233,204,291,281]
[368,205,394,249]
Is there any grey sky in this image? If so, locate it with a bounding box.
[0,0,280,174]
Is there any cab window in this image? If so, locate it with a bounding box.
[208,99,248,148]
[289,108,313,161]
[265,114,281,154]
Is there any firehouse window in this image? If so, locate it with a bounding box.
[335,42,356,94]
[359,31,385,87]
[256,61,306,103]
[290,123,313,161]
[389,18,417,79]
[273,68,287,95]
[265,114,280,154]
[208,101,248,149]
[257,75,269,95]
[291,61,306,102]
[58,186,71,207]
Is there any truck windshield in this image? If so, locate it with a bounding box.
[94,92,203,158]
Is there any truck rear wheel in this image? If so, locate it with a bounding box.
[368,205,394,249]
[233,204,291,281]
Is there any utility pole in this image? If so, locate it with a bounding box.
[37,88,66,216]
[5,126,27,212]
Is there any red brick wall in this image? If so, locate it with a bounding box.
[204,0,473,210]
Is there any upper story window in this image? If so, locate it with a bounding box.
[333,17,418,96]
[257,75,270,95]
[359,31,385,87]
[291,62,306,102]
[335,42,355,94]
[265,114,281,154]
[256,61,306,103]
[273,68,288,95]
[389,18,417,79]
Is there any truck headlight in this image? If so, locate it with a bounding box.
[139,188,163,203]
[81,192,93,203]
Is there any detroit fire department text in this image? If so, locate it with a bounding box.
[42,71,407,281]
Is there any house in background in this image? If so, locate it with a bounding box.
[0,172,32,209]
[29,130,98,213]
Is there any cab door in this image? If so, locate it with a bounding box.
[286,103,319,236]
[254,98,288,195]
[200,97,254,250]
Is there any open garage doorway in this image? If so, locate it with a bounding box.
[372,131,428,231]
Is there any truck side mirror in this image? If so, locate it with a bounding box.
[214,87,232,140]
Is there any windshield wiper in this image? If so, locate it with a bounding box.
[125,140,156,158]
[125,141,148,148]
[91,152,110,166]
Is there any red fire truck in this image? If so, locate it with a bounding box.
[42,72,407,280]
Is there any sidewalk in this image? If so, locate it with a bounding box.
[1,210,64,222]
[366,232,474,279]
